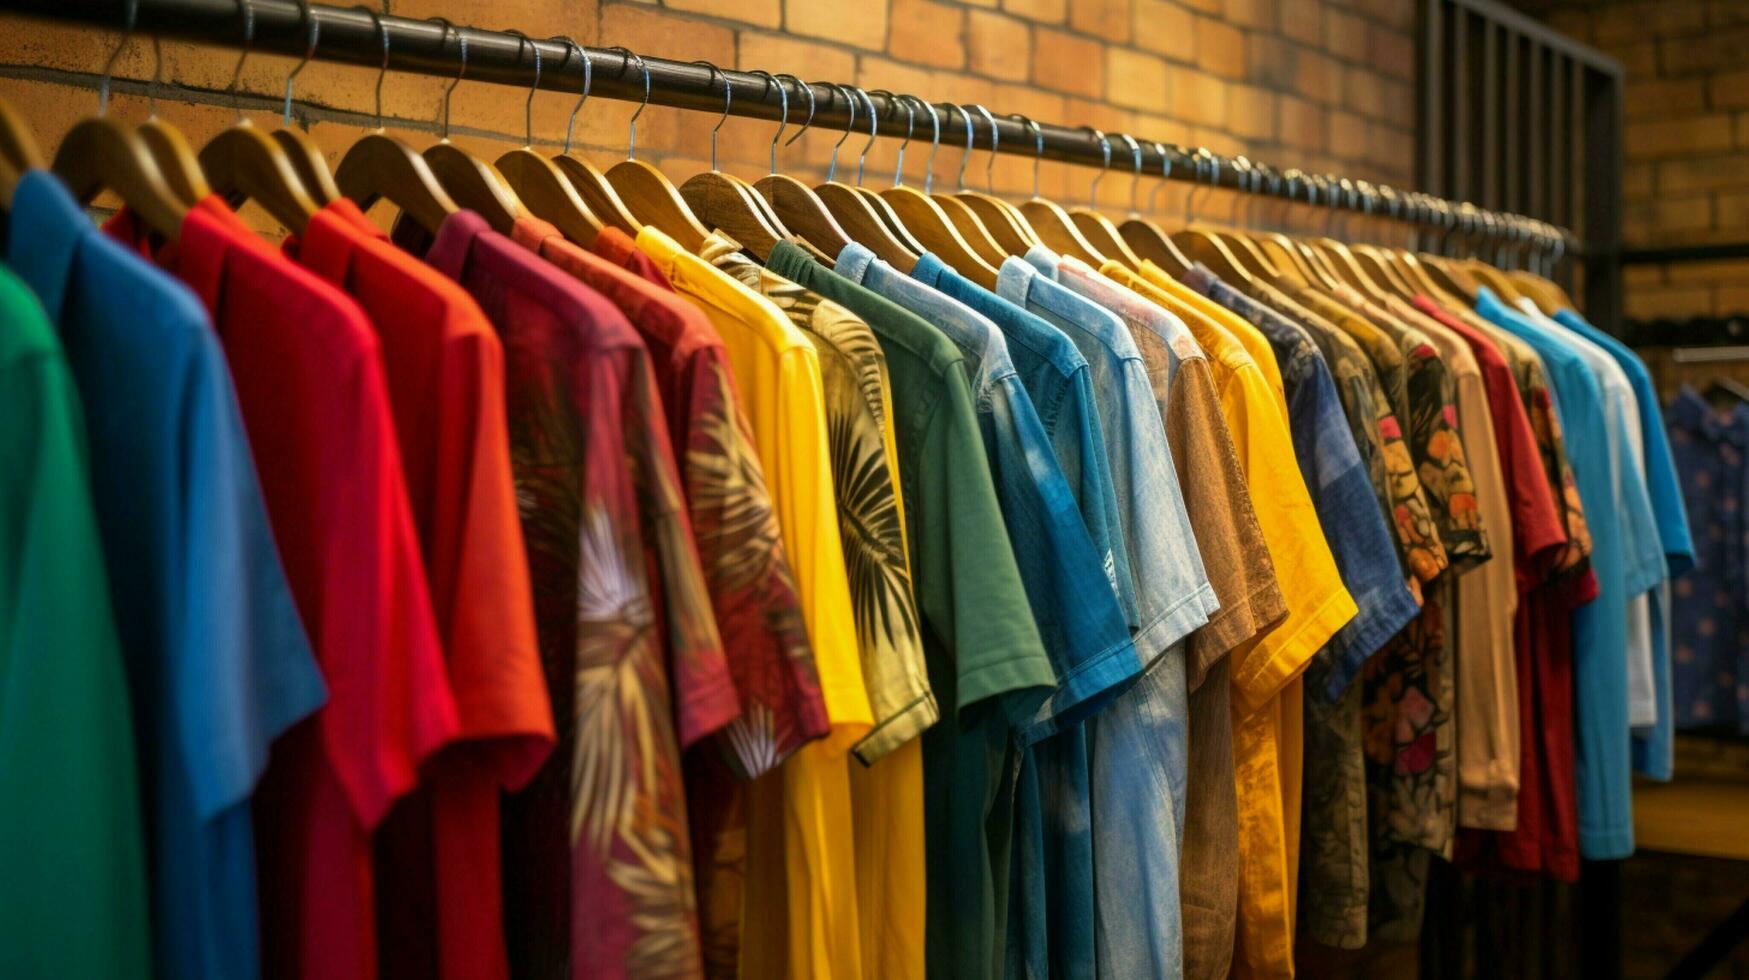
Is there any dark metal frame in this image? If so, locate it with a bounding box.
[1419,0,1624,328]
[0,0,1571,251]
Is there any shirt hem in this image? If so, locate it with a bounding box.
[1014,633,1141,746]
[1134,584,1216,671]
[852,689,942,765]
[1187,580,1289,692]
[1457,787,1520,833]
[1578,824,1634,861]
[957,656,1060,726]
[1322,587,1422,700]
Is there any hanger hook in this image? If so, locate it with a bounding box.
[1085,127,1109,210]
[99,0,137,116]
[871,92,913,187]
[749,70,787,174]
[552,36,589,155]
[853,86,878,186]
[603,47,649,160]
[351,6,389,132]
[778,74,815,148]
[1117,133,1142,215]
[948,105,973,191]
[910,97,941,193]
[693,61,728,171]
[282,0,317,128]
[226,0,255,124]
[1007,111,1041,199]
[1227,156,1250,225]
[1146,142,1173,214]
[427,17,463,141]
[1185,150,1217,224]
[502,30,540,149]
[148,34,162,119]
[971,104,1000,193]
[826,82,855,184]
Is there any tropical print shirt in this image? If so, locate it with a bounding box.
[414,212,717,979]
[700,235,935,758]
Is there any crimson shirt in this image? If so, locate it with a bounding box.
[283,200,555,980]
[399,211,718,978]
[106,198,457,980]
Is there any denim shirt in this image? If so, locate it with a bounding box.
[1184,267,1420,693]
[1476,286,1638,859]
[1003,248,1217,980]
[838,243,1139,735]
[1554,307,1696,781]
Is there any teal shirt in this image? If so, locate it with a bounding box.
[0,264,152,978]
[769,242,1056,980]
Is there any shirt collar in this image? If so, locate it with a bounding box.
[1180,262,1218,294]
[288,205,370,286]
[8,169,87,322]
[910,251,949,287]
[423,208,493,279]
[1023,243,1061,279]
[1671,385,1749,447]
[997,254,1040,306]
[835,241,876,283]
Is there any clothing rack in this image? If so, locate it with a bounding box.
[0,0,1575,257]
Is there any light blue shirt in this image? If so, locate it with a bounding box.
[8,170,324,980]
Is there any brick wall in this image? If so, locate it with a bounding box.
[0,0,1417,239]
[1520,0,1749,321]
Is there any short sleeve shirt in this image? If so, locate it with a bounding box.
[0,263,153,980]
[407,211,717,977]
[13,173,322,980]
[767,241,1058,980]
[109,198,457,980]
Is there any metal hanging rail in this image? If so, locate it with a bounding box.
[0,0,1574,256]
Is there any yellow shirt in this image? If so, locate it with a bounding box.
[1116,259,1358,978]
[638,227,872,979]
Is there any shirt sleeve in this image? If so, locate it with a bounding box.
[989,376,1139,743]
[1166,359,1288,690]
[179,339,328,819]
[1057,368,1142,629]
[917,371,1058,724]
[1219,365,1358,716]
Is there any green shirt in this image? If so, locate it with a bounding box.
[0,265,152,977]
[768,243,1055,979]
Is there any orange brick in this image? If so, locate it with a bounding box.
[1627,114,1735,159]
[1226,84,1277,141]
[1195,16,1247,79]
[1626,285,1713,321]
[1717,284,1749,314]
[1290,48,1341,104]
[1032,28,1104,98]
[1656,195,1713,232]
[1661,27,1749,76]
[1664,257,1749,285]
[1716,190,1749,228]
[1245,33,1291,88]
[1225,0,1278,31]
[1171,70,1227,129]
[1620,42,1658,77]
[601,5,735,66]
[1369,23,1415,80]
[1281,0,1323,46]
[890,0,967,69]
[1003,0,1068,25]
[1382,79,1412,121]
[1070,0,1133,43]
[1594,1,1705,46]
[1711,69,1749,109]
[1625,161,1654,198]
[1322,8,1369,63]
[967,11,1032,81]
[391,0,604,43]
[1279,93,1325,150]
[1625,78,1706,119]
[1329,108,1366,150]
[1106,47,1169,111]
[1365,120,1409,171]
[786,0,890,49]
[1133,0,1196,63]
[1343,66,1387,117]
[737,33,857,83]
[1657,152,1749,193]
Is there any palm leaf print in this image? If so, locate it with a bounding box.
[828,406,918,648]
[684,360,788,595]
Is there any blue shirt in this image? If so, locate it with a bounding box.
[1185,266,1419,695]
[1476,286,1639,858]
[7,170,325,980]
[1555,308,1696,780]
[1664,388,1749,734]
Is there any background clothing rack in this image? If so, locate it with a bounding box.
[0,0,1573,253]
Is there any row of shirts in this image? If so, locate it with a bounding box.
[0,154,1688,980]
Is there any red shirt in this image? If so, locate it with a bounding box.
[284,200,554,980]
[1420,296,1597,881]
[107,198,457,980]
[399,210,719,979]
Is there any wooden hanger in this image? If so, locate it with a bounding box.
[516,39,643,237]
[870,94,999,286]
[673,66,786,261]
[1115,143,1194,275]
[1065,130,1149,270]
[1167,153,1257,284]
[751,77,854,259]
[951,106,1042,256]
[0,95,41,205]
[596,48,710,251]
[419,24,527,234]
[192,6,318,234]
[811,87,920,268]
[266,0,339,206]
[892,97,1008,269]
[333,10,457,233]
[54,13,185,239]
[998,114,1107,264]
[491,33,600,245]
